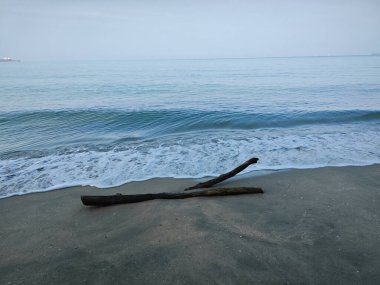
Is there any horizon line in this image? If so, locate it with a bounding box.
[5,53,380,62]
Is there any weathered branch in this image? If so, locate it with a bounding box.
[184,157,259,191]
[81,187,263,206]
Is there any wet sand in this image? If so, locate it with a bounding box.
[1,165,379,284]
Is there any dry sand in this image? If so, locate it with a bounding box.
[0,165,379,284]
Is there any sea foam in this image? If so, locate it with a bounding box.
[1,123,379,198]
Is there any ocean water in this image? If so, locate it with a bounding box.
[0,56,379,198]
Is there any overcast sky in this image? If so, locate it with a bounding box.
[1,0,379,60]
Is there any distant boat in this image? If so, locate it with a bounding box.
[0,57,20,62]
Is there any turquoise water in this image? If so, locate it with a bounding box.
[0,56,379,197]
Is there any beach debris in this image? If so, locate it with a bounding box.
[81,187,263,206]
[184,157,259,190]
[81,157,262,206]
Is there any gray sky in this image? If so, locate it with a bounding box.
[1,0,379,60]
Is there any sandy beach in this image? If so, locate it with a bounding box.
[1,165,379,284]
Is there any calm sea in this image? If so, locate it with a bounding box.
[0,56,379,197]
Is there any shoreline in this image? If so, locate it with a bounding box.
[1,163,379,199]
[1,164,379,284]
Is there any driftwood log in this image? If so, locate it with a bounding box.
[81,187,263,206]
[184,157,258,190]
[81,157,262,206]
